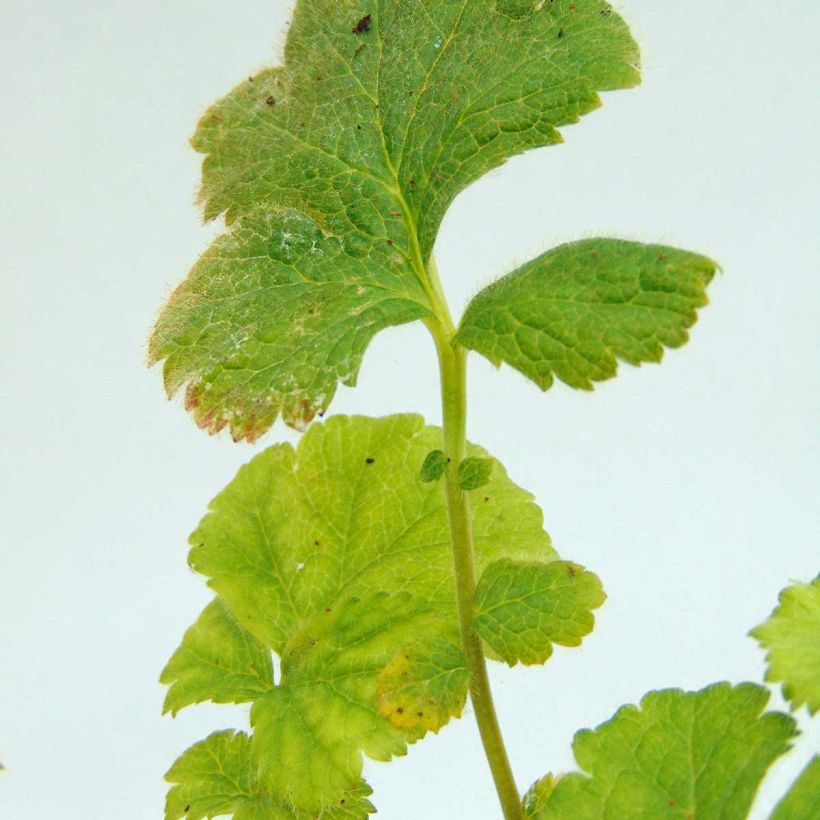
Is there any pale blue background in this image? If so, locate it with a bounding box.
[1,1,818,817]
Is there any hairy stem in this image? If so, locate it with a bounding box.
[425,260,524,820]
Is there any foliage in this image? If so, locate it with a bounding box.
[751,576,820,715]
[149,1,818,818]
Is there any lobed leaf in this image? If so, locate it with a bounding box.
[750,575,820,715]
[475,558,605,666]
[523,683,797,819]
[171,414,558,813]
[455,239,718,392]
[150,0,641,439]
[770,756,820,820]
[164,730,374,820]
[160,599,273,716]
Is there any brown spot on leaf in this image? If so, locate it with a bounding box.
[566,564,577,578]
[658,252,667,260]
[352,14,372,34]
[365,457,375,464]
[265,95,276,106]
[557,28,565,38]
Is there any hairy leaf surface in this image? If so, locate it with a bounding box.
[475,558,605,665]
[161,599,273,716]
[771,756,820,820]
[751,576,820,715]
[523,683,797,819]
[455,239,717,391]
[150,0,640,438]
[165,730,374,820]
[174,414,557,813]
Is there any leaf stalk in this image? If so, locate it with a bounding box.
[426,259,525,820]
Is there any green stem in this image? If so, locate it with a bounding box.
[425,261,524,820]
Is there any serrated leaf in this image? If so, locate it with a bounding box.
[455,239,718,392]
[459,457,493,491]
[160,599,273,716]
[771,756,820,820]
[183,414,554,812]
[419,449,447,483]
[150,0,641,438]
[751,576,820,715]
[475,559,605,666]
[525,683,797,820]
[164,730,374,820]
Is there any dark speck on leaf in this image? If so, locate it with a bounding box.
[365,457,375,464]
[355,43,366,57]
[325,607,332,613]
[265,95,276,106]
[387,239,394,246]
[658,252,667,260]
[353,14,372,34]
[567,565,577,578]
[397,707,404,714]
[314,539,320,545]
[557,28,565,38]
[484,496,489,502]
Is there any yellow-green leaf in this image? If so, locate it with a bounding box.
[751,576,820,715]
[475,559,605,666]
[174,414,555,813]
[160,599,273,716]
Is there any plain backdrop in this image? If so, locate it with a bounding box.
[1,1,818,818]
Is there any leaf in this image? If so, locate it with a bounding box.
[750,576,820,715]
[164,730,374,820]
[455,239,718,392]
[459,457,493,491]
[150,0,641,438]
[376,633,469,734]
[770,756,820,820]
[178,414,555,813]
[524,683,797,820]
[475,559,605,666]
[419,449,448,482]
[160,599,274,716]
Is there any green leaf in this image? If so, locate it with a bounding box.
[771,757,820,820]
[181,414,555,812]
[459,457,493,491]
[164,730,374,820]
[150,1,641,438]
[455,239,718,392]
[751,576,820,715]
[419,449,447,483]
[524,683,797,820]
[475,559,605,666]
[160,599,273,716]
